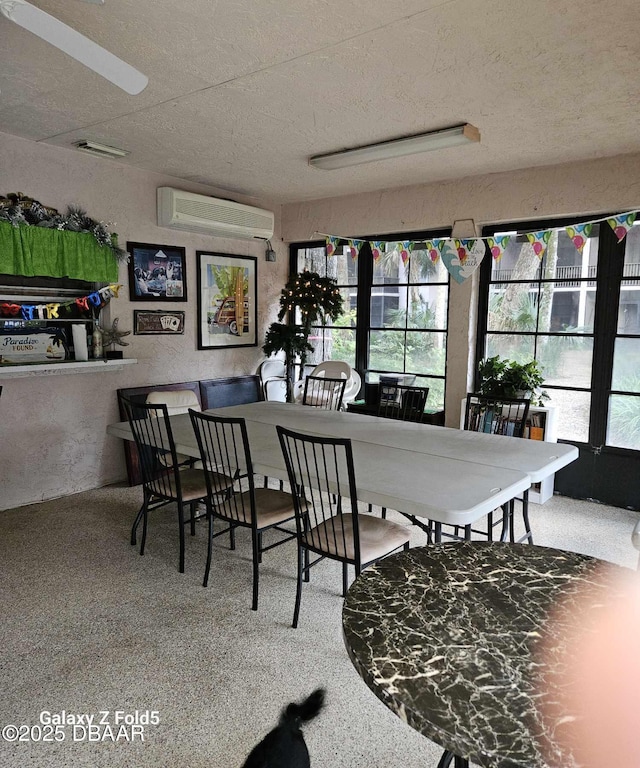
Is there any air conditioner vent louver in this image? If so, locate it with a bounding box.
[157,187,274,240]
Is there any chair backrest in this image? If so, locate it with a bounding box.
[119,395,183,498]
[146,389,201,415]
[258,358,286,383]
[263,377,288,402]
[377,383,429,422]
[310,360,352,380]
[302,376,347,410]
[464,394,530,437]
[277,426,362,564]
[342,369,362,405]
[189,410,256,525]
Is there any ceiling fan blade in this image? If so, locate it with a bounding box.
[0,0,148,95]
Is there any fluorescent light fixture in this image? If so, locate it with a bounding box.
[309,123,480,170]
[74,140,129,158]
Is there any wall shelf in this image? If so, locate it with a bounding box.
[0,358,137,379]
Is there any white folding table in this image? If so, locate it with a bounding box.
[107,402,536,534]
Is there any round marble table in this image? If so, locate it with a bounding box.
[342,542,625,768]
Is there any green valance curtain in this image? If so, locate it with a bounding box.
[0,221,119,282]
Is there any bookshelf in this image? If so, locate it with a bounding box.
[460,400,558,504]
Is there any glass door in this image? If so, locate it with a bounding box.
[479,216,640,509]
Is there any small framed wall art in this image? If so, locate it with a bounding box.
[127,242,187,301]
[133,310,185,335]
[196,252,257,350]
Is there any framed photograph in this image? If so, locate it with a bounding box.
[127,241,187,301]
[196,252,257,350]
[133,310,185,335]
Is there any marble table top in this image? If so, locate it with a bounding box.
[342,542,625,768]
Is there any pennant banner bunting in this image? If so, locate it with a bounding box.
[439,238,486,284]
[325,236,341,257]
[370,240,386,261]
[346,238,365,259]
[566,222,593,254]
[607,212,637,243]
[526,230,552,260]
[487,235,511,262]
[453,239,478,264]
[423,240,441,263]
[0,285,122,320]
[317,209,639,283]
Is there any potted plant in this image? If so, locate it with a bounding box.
[263,270,344,398]
[477,355,548,405]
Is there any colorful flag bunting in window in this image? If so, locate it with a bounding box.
[526,230,552,260]
[486,235,511,262]
[325,235,341,257]
[607,212,636,243]
[398,241,412,264]
[453,239,478,264]
[370,240,386,261]
[566,223,593,254]
[423,240,442,263]
[346,239,365,259]
[439,238,486,283]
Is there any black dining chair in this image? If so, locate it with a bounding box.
[189,410,297,610]
[452,393,532,543]
[371,383,430,521]
[301,375,347,410]
[377,383,429,422]
[277,426,411,628]
[119,394,217,574]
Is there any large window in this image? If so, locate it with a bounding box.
[292,229,450,409]
[480,224,599,442]
[295,244,358,369]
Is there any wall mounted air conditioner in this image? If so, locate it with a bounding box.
[157,187,274,240]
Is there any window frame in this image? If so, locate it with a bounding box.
[289,226,451,406]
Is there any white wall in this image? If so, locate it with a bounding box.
[0,132,286,510]
[281,152,640,424]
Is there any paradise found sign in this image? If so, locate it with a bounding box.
[0,327,68,364]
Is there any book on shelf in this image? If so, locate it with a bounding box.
[526,412,545,440]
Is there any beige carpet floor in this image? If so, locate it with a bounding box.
[1,484,638,768]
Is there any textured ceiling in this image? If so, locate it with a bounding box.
[1,0,639,204]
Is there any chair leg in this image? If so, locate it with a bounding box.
[509,500,516,542]
[403,541,410,552]
[521,490,533,544]
[381,507,387,519]
[140,498,149,556]
[131,502,144,546]
[190,501,196,536]
[499,503,510,542]
[251,528,260,611]
[486,510,494,542]
[203,505,214,588]
[229,523,236,550]
[292,544,304,629]
[177,501,185,574]
[342,562,348,597]
[464,524,471,541]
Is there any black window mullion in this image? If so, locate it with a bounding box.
[355,241,372,374]
[590,223,624,448]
